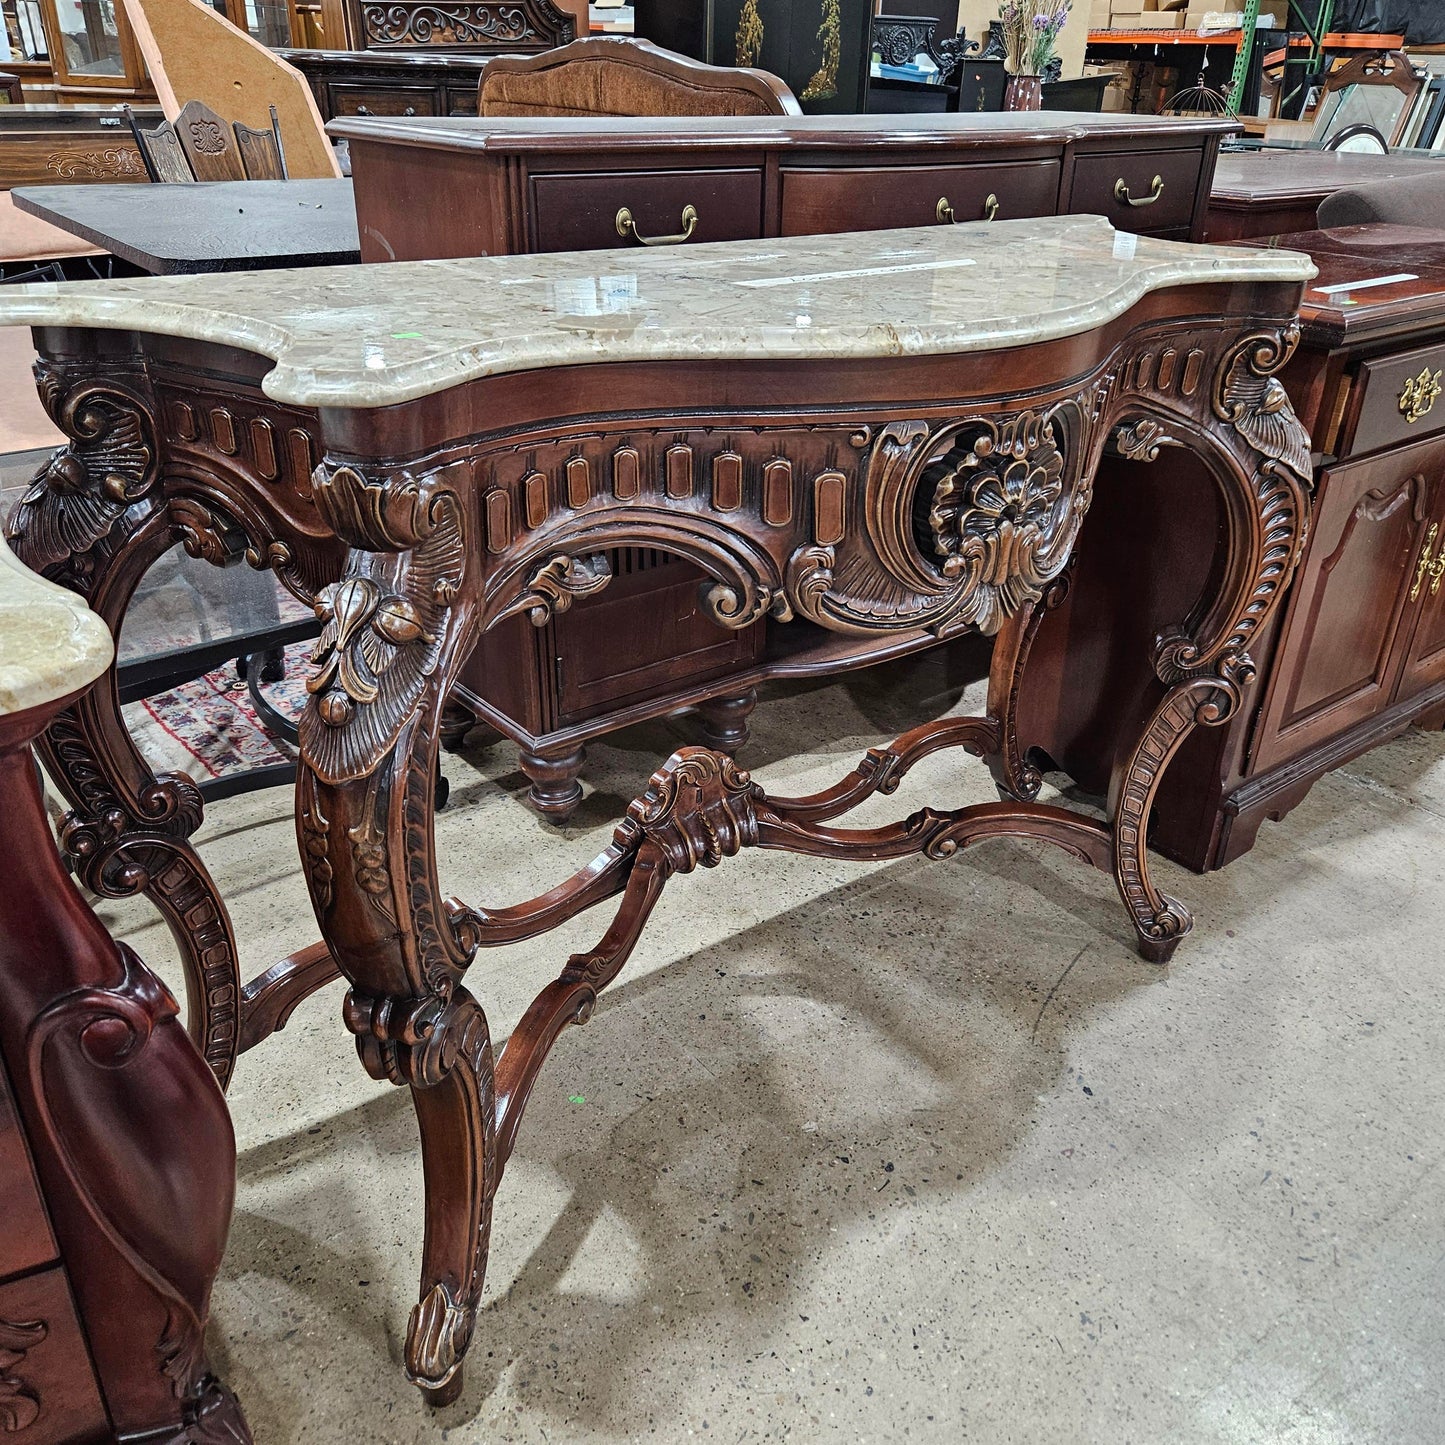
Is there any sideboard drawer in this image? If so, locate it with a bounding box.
[1068,149,1202,234]
[531,169,764,252]
[0,1061,56,1281]
[1344,341,1445,457]
[328,84,440,119]
[0,1268,108,1442]
[780,160,1062,236]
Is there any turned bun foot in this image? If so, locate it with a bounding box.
[696,688,758,755]
[440,699,477,754]
[519,744,586,823]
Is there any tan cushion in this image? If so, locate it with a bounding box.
[0,192,105,265]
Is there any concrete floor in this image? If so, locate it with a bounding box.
[95,650,1445,1445]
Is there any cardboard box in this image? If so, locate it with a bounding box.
[1132,10,1185,26]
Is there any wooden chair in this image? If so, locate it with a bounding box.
[1308,49,1424,149]
[0,73,22,104]
[124,100,288,182]
[478,36,801,119]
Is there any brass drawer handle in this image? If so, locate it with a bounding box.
[936,193,1000,224]
[1399,366,1443,425]
[1411,522,1445,602]
[616,204,698,246]
[1115,175,1164,208]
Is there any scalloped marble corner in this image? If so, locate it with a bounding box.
[0,538,113,716]
[0,216,1316,409]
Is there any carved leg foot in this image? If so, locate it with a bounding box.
[1111,680,1212,964]
[440,699,476,754]
[697,688,758,756]
[346,988,498,1407]
[519,744,586,823]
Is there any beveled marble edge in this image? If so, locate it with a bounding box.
[0,217,1316,410]
[0,538,113,717]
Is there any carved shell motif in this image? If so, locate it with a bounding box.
[922,411,1077,635]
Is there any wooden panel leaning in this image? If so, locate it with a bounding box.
[478,36,803,118]
[0,218,1315,1404]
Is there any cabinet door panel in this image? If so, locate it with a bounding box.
[1396,508,1445,700]
[0,1269,107,1443]
[1251,438,1445,773]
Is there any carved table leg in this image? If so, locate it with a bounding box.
[1103,324,1315,962]
[298,460,497,1403]
[3,355,244,1087]
[697,688,758,755]
[519,742,586,823]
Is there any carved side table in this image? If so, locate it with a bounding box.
[0,541,250,1441]
[1,216,1316,1403]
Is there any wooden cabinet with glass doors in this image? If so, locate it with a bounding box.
[0,0,308,100]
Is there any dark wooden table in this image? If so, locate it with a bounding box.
[1204,148,1445,243]
[10,178,359,274]
[2,218,1314,1405]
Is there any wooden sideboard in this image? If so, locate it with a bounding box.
[274,0,575,122]
[0,105,160,191]
[1022,222,1445,871]
[1203,149,1445,243]
[276,48,494,121]
[333,109,1237,814]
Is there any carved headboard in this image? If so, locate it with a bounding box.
[343,0,576,52]
[479,36,802,117]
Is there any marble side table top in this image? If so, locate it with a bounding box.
[0,538,113,716]
[0,216,1314,409]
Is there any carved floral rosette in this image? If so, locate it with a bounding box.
[786,405,1090,638]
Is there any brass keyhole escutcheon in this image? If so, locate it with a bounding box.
[1399,366,1443,425]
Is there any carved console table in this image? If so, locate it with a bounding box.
[1,217,1314,1403]
[0,541,249,1442]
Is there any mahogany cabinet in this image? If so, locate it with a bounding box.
[1022,224,1445,871]
[0,551,250,1441]
[333,110,1236,816]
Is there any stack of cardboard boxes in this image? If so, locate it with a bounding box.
[1089,3,1277,32]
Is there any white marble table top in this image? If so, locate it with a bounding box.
[0,539,113,717]
[0,216,1315,410]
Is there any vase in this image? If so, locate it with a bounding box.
[1003,73,1043,111]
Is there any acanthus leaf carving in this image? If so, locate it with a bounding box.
[1212,324,1313,489]
[3,363,159,587]
[301,462,465,785]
